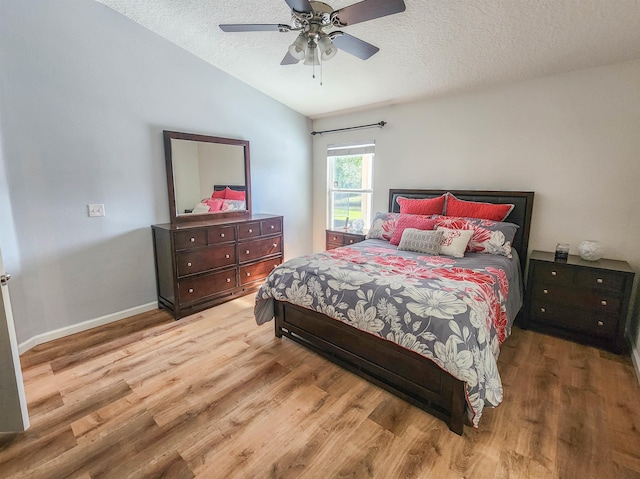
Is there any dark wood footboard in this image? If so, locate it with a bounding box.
[274,300,467,435]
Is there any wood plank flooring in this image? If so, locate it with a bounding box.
[1,295,639,478]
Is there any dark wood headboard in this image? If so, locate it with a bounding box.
[213,184,246,192]
[389,189,534,271]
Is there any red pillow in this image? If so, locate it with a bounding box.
[445,194,514,221]
[203,198,224,211]
[224,187,246,201]
[397,195,446,215]
[211,189,226,199]
[390,214,437,245]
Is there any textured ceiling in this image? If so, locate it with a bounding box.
[96,0,640,118]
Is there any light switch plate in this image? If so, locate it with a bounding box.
[88,204,105,217]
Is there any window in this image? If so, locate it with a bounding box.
[327,142,374,230]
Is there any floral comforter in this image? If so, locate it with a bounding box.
[254,239,522,426]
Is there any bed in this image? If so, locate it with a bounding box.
[255,189,534,434]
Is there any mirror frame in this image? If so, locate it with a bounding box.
[163,130,252,223]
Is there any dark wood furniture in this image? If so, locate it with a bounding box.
[274,189,534,435]
[325,229,367,250]
[153,214,283,319]
[522,250,635,353]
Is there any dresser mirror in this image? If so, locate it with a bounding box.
[163,130,251,223]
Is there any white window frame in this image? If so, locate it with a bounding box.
[327,142,374,230]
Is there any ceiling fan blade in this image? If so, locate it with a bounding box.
[220,24,287,32]
[333,0,406,26]
[280,52,300,65]
[332,33,379,60]
[285,0,313,13]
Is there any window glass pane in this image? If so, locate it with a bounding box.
[331,191,372,229]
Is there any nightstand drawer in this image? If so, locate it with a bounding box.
[530,300,617,337]
[531,284,622,313]
[326,231,345,245]
[575,269,627,292]
[534,262,575,285]
[325,229,366,250]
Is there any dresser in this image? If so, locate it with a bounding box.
[522,250,635,353]
[152,214,283,319]
[325,229,367,250]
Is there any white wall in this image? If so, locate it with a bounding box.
[312,60,640,357]
[0,0,312,345]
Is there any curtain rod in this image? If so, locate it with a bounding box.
[310,121,386,136]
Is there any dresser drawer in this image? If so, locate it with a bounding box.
[533,262,575,285]
[261,218,282,235]
[530,300,617,337]
[239,258,282,285]
[178,269,237,303]
[176,245,236,277]
[208,225,236,244]
[238,236,282,263]
[531,283,623,314]
[238,222,261,240]
[174,230,207,250]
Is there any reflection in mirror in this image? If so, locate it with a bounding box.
[163,131,251,223]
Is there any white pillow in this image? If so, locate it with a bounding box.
[437,227,473,258]
[191,203,211,214]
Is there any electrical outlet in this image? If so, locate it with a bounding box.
[88,204,105,217]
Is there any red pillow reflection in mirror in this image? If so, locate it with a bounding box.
[225,187,246,201]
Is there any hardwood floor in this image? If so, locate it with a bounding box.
[1,296,639,478]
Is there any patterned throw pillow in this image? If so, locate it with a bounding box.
[437,227,474,258]
[433,216,517,258]
[397,228,443,255]
[389,214,437,245]
[366,212,400,241]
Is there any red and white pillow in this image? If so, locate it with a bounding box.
[434,216,514,258]
[389,214,437,245]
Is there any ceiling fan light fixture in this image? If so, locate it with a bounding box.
[288,33,308,60]
[318,35,337,60]
[303,44,320,66]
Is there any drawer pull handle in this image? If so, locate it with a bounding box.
[220,233,225,238]
[601,300,607,306]
[596,278,603,284]
[248,229,253,233]
[597,320,604,326]
[348,239,354,244]
[540,307,546,313]
[225,254,230,259]
[226,278,231,283]
[551,271,557,276]
[543,289,548,294]
[246,272,251,277]
[188,288,194,293]
[273,243,277,248]
[270,225,275,229]
[187,262,192,267]
[245,250,250,255]
[190,237,195,243]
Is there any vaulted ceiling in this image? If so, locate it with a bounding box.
[97,0,640,118]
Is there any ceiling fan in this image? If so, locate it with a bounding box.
[220,0,407,67]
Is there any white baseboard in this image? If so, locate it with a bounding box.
[18,302,158,355]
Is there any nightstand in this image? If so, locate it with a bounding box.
[522,250,635,353]
[326,229,366,250]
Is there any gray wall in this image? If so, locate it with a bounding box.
[0,0,313,344]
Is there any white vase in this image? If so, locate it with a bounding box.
[578,240,604,261]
